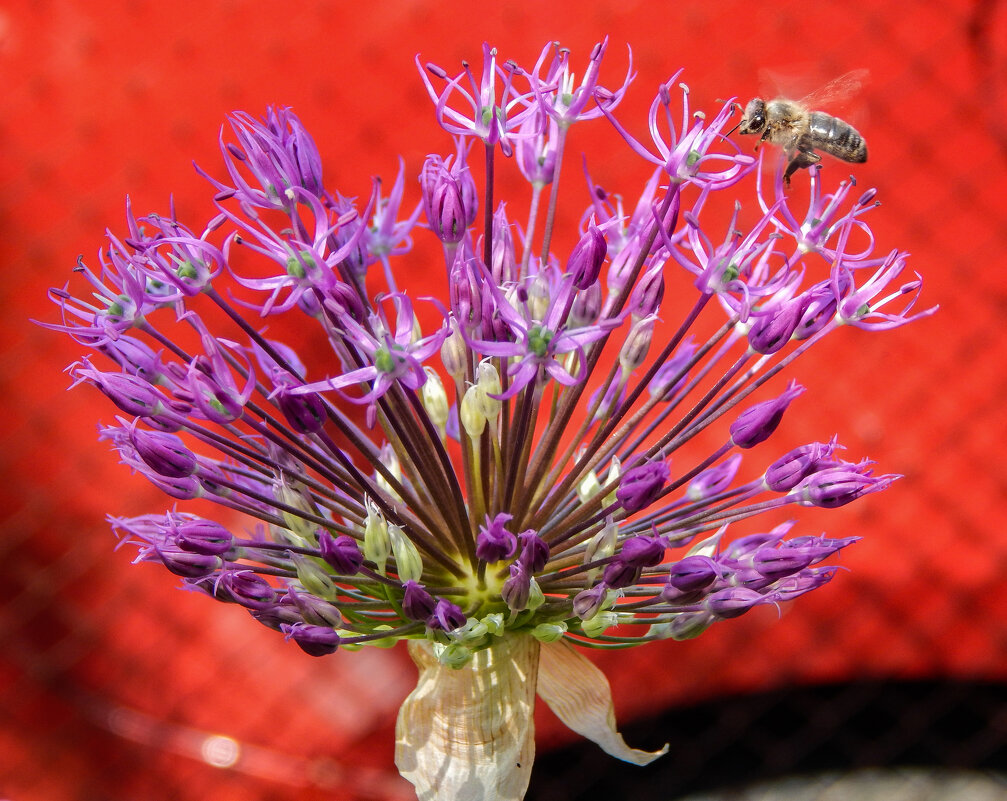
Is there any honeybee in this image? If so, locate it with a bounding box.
[736,70,869,184]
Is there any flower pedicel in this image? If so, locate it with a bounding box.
[43,39,934,801]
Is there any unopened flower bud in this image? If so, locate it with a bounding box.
[569,282,602,328]
[292,554,336,600]
[475,361,502,423]
[629,262,665,318]
[748,296,806,355]
[729,381,805,449]
[581,610,618,638]
[577,466,602,503]
[155,545,222,578]
[619,316,656,374]
[616,459,670,512]
[402,580,436,621]
[687,454,742,501]
[796,468,896,508]
[376,444,403,502]
[460,384,486,437]
[434,642,473,668]
[440,326,468,379]
[531,621,567,642]
[619,535,665,567]
[318,530,364,575]
[666,555,721,592]
[517,530,550,572]
[420,367,450,429]
[527,273,551,321]
[704,587,764,619]
[363,500,390,574]
[567,224,607,289]
[427,598,467,631]
[573,584,608,620]
[476,513,517,563]
[765,439,840,492]
[215,570,277,610]
[129,426,198,478]
[175,518,233,556]
[281,623,340,657]
[501,563,531,611]
[275,385,327,434]
[389,525,424,582]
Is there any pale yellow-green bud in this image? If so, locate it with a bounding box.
[604,455,622,507]
[271,482,317,546]
[363,499,390,574]
[581,610,619,638]
[365,625,400,648]
[526,577,545,611]
[291,554,337,601]
[584,521,619,584]
[433,641,473,668]
[376,444,403,502]
[475,361,502,423]
[451,618,489,646]
[389,524,424,583]
[481,613,505,636]
[420,367,449,430]
[577,467,601,503]
[531,621,568,643]
[440,325,467,379]
[528,272,550,320]
[460,384,486,437]
[411,313,423,345]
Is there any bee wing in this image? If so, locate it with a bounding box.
[799,69,871,112]
[758,65,821,101]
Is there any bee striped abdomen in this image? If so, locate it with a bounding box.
[808,111,867,163]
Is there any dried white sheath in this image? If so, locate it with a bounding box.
[395,635,540,801]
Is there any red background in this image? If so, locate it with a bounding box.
[1,1,1005,799]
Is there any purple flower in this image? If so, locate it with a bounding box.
[42,48,931,773]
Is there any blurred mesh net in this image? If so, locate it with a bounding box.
[1,1,1005,799]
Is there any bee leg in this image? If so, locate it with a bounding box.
[784,150,821,185]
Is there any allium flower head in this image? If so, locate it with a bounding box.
[43,39,935,801]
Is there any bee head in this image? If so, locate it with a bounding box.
[738,98,767,135]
